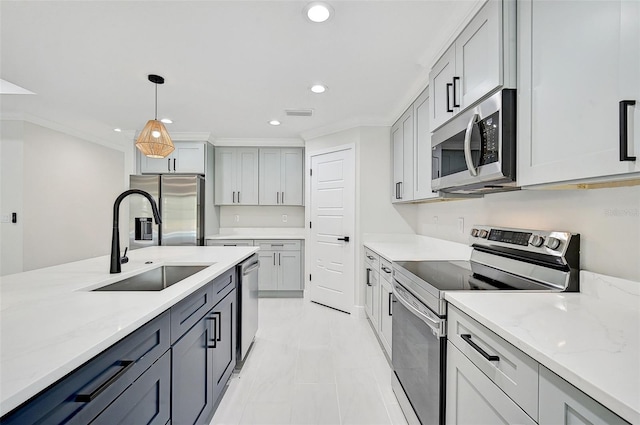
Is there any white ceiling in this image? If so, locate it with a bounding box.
[1,0,480,146]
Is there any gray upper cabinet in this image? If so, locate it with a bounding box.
[215,147,259,205]
[259,148,304,206]
[429,0,515,131]
[413,87,438,201]
[518,0,640,187]
[139,141,207,174]
[391,107,414,203]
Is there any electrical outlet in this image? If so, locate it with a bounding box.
[458,217,464,234]
[234,215,240,223]
[282,214,288,223]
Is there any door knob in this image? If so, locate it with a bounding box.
[337,236,350,242]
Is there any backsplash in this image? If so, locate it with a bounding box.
[411,185,640,281]
[219,205,305,228]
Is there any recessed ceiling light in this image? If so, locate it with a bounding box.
[304,2,333,23]
[310,84,327,94]
[114,128,122,132]
[269,120,281,126]
[160,118,173,124]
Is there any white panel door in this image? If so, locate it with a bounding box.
[413,87,438,200]
[429,45,457,131]
[236,148,258,205]
[258,148,281,205]
[281,148,303,206]
[309,148,355,314]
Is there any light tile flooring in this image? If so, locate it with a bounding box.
[210,298,408,425]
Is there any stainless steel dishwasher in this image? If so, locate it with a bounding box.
[236,254,259,367]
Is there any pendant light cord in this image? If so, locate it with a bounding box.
[154,83,158,120]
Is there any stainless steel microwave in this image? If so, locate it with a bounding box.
[431,89,517,194]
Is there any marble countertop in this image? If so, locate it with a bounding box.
[445,271,640,424]
[363,234,471,261]
[206,227,306,240]
[0,246,258,416]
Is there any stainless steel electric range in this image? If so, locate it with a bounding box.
[391,225,580,425]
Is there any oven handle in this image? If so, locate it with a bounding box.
[464,113,480,177]
[393,281,444,336]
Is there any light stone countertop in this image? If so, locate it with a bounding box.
[363,234,472,261]
[0,246,258,416]
[445,271,640,424]
[205,227,306,240]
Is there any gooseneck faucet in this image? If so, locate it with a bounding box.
[110,189,161,274]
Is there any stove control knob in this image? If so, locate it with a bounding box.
[470,228,480,237]
[529,235,545,247]
[545,237,562,250]
[478,229,489,239]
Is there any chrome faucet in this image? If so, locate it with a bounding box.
[110,189,161,274]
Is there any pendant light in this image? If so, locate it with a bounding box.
[135,74,175,158]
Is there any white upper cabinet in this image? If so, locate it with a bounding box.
[429,0,515,131]
[259,148,303,206]
[214,147,258,205]
[413,88,439,201]
[518,0,640,186]
[139,142,206,174]
[391,108,414,203]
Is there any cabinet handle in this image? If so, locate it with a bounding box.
[214,312,222,342]
[282,192,285,203]
[389,293,393,316]
[398,182,403,199]
[366,255,375,261]
[619,100,637,161]
[167,158,171,173]
[452,76,460,107]
[207,314,218,348]
[75,360,135,402]
[381,266,391,274]
[173,158,176,171]
[337,236,350,242]
[273,252,276,266]
[366,268,372,286]
[460,334,500,362]
[238,192,241,203]
[446,83,454,113]
[278,252,281,266]
[232,191,236,203]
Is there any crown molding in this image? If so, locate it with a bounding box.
[212,138,304,147]
[300,117,389,141]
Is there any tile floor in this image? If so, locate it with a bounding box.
[210,298,408,425]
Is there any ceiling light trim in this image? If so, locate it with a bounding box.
[304,2,333,23]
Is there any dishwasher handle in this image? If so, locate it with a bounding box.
[242,262,259,276]
[393,281,445,337]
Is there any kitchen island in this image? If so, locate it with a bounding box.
[0,246,258,418]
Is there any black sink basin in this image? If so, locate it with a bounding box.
[94,265,209,291]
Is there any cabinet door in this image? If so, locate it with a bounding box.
[364,267,374,319]
[518,0,640,186]
[413,87,438,200]
[446,342,536,425]
[391,120,404,203]
[370,270,380,331]
[281,148,303,205]
[401,108,415,201]
[259,148,281,205]
[429,45,457,131]
[278,250,302,290]
[379,279,393,357]
[171,316,214,425]
[214,147,236,205]
[90,351,171,425]
[455,0,502,110]
[212,289,236,404]
[174,142,205,174]
[539,367,629,425]
[258,250,278,290]
[236,148,259,205]
[140,154,173,174]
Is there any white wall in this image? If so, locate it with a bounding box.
[1,122,126,273]
[0,121,25,275]
[412,186,640,281]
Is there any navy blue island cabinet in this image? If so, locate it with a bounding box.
[1,267,238,425]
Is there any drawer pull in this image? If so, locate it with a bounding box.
[75,360,134,402]
[207,314,218,348]
[461,334,500,362]
[366,255,375,261]
[381,266,392,274]
[366,268,372,286]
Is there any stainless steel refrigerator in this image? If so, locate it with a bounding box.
[129,175,205,249]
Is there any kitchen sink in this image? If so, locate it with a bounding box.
[93,265,210,291]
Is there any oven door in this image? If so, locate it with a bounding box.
[392,280,446,425]
[431,89,516,193]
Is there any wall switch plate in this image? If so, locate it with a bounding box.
[0,214,9,223]
[234,215,240,223]
[282,214,288,223]
[457,217,464,234]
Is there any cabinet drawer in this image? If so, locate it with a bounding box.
[364,247,380,269]
[1,312,170,425]
[448,306,539,421]
[212,268,236,305]
[206,239,254,247]
[171,283,214,344]
[256,240,301,251]
[379,257,393,283]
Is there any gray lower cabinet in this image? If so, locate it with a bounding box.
[539,366,629,425]
[256,240,303,294]
[212,288,236,402]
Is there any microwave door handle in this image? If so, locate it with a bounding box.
[464,113,480,177]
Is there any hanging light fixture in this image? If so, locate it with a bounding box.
[135,74,175,158]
